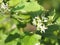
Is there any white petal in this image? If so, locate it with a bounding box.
[32,19,36,25]
[41,29,45,33]
[35,16,40,20]
[44,19,48,22]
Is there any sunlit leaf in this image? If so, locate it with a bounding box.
[21,34,41,45]
[12,1,45,12]
[56,17,60,25]
[8,0,20,7]
[0,0,3,3]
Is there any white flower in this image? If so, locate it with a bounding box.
[32,16,48,33]
[41,15,48,22]
[32,19,36,26]
[43,17,48,22]
[1,3,8,9]
[37,23,47,33]
[37,19,42,23]
[36,22,42,30]
[40,25,47,33]
[35,16,40,20]
[44,19,48,22]
[32,16,42,26]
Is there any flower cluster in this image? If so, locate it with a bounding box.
[32,16,48,33]
[0,3,8,10]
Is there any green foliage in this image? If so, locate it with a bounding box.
[0,0,3,3]
[0,0,60,45]
[56,17,60,25]
[20,34,41,45]
[8,0,20,7]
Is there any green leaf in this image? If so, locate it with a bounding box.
[5,34,20,45]
[56,17,60,25]
[21,34,41,45]
[23,2,39,12]
[22,2,44,12]
[8,0,20,7]
[47,9,56,25]
[0,0,3,3]
[12,14,31,23]
[13,14,30,20]
[5,39,18,45]
[18,14,30,20]
[12,1,44,13]
[43,25,59,39]
[0,15,10,29]
[0,31,7,45]
[0,15,8,23]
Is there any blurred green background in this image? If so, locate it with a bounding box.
[0,0,60,45]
